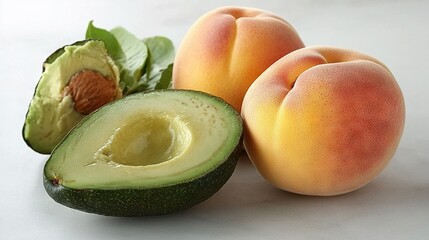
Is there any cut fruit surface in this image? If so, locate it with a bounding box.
[23,40,121,154]
[43,90,243,216]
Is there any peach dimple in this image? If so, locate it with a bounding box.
[173,6,304,112]
[242,46,405,196]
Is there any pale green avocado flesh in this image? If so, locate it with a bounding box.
[23,40,121,154]
[43,90,243,216]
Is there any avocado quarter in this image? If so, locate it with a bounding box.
[23,40,121,154]
[43,90,243,216]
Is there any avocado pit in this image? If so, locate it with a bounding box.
[63,70,118,115]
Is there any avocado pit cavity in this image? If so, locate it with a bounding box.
[63,70,118,115]
[95,114,192,167]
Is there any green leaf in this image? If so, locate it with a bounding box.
[110,27,148,94]
[84,21,172,94]
[128,63,173,93]
[130,36,174,93]
[143,36,175,81]
[155,63,173,90]
[85,21,124,61]
[85,22,149,94]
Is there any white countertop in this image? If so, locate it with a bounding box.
[1,0,428,239]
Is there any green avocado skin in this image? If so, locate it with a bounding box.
[43,143,242,217]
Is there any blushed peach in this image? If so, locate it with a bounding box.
[172,6,304,111]
[241,46,405,196]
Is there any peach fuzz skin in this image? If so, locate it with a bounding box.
[241,46,405,196]
[172,6,304,112]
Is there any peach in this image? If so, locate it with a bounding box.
[172,6,304,112]
[241,46,405,196]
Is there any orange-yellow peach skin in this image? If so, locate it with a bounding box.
[172,6,304,112]
[241,46,405,196]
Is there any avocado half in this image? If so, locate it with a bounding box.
[23,40,121,154]
[43,90,243,216]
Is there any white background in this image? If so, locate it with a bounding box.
[1,0,428,239]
